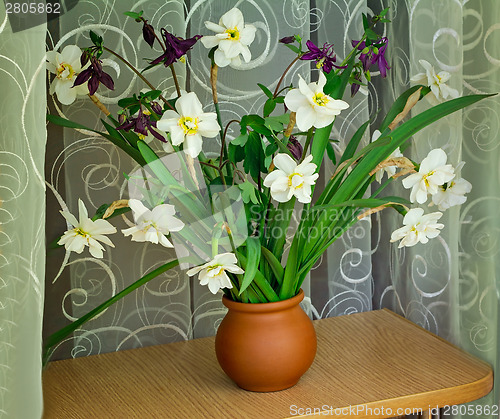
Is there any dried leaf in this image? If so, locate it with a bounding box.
[388,87,423,130]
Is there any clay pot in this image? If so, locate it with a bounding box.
[215,289,317,392]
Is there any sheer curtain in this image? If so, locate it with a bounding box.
[40,0,499,416]
[0,3,46,419]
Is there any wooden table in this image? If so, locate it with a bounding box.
[42,309,493,418]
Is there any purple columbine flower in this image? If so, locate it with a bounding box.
[352,37,390,78]
[116,109,166,142]
[149,29,201,67]
[73,56,114,95]
[287,136,303,160]
[300,40,347,73]
[142,20,156,48]
[279,36,295,44]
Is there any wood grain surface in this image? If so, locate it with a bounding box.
[42,309,493,418]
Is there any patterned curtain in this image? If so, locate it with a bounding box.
[0,3,46,418]
[37,0,500,417]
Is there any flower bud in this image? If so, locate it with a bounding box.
[287,136,303,160]
[279,36,295,44]
[142,21,156,48]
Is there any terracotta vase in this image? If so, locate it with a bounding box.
[215,289,317,392]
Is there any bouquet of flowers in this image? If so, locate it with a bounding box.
[44,7,489,362]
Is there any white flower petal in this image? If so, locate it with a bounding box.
[183,133,203,157]
[200,35,221,49]
[214,48,232,67]
[220,8,244,29]
[54,81,78,105]
[273,154,297,174]
[60,45,83,68]
[176,92,203,117]
[284,89,309,112]
[295,105,316,131]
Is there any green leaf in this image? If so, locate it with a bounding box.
[238,182,259,205]
[312,196,410,212]
[240,114,265,131]
[261,246,284,286]
[362,13,369,30]
[326,142,337,165]
[379,85,429,132]
[141,90,162,101]
[238,181,260,205]
[231,132,249,146]
[257,83,273,99]
[117,96,139,108]
[263,98,276,117]
[239,237,262,294]
[237,253,279,302]
[243,131,266,180]
[265,113,290,131]
[124,10,143,20]
[285,44,300,54]
[365,28,379,41]
[228,142,246,164]
[89,30,103,47]
[46,114,146,165]
[280,237,299,299]
[43,259,180,365]
[339,119,370,165]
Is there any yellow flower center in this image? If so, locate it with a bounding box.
[178,116,199,135]
[225,28,240,40]
[288,173,304,189]
[313,92,329,106]
[316,58,325,69]
[423,170,435,187]
[75,228,89,239]
[56,62,75,80]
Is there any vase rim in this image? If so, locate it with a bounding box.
[221,289,305,313]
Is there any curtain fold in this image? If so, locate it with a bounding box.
[0,4,46,418]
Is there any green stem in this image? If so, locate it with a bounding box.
[103,46,174,110]
[299,127,314,162]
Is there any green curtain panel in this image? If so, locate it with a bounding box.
[0,3,46,419]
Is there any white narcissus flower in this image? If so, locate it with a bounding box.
[46,45,89,105]
[410,59,459,105]
[390,208,444,248]
[58,199,116,258]
[402,148,455,204]
[200,8,257,68]
[372,130,403,182]
[122,199,184,248]
[263,154,319,204]
[284,72,349,131]
[157,92,220,158]
[431,177,472,211]
[186,253,244,294]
